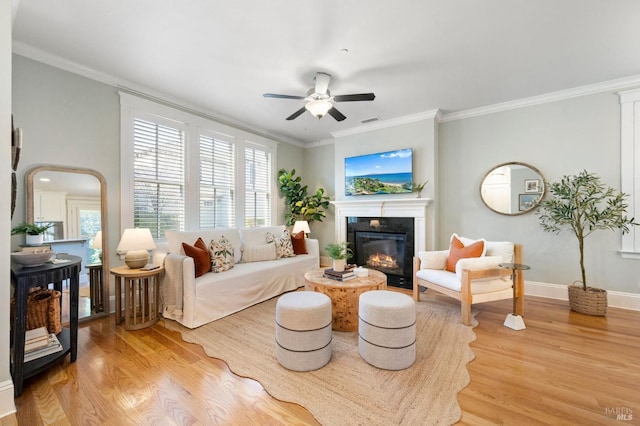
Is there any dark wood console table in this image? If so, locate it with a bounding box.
[10,254,81,396]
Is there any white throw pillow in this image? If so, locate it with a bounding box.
[418,250,448,270]
[242,243,277,263]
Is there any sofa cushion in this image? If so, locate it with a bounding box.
[291,231,308,255]
[267,229,296,258]
[446,235,484,272]
[182,238,211,278]
[485,241,514,263]
[242,243,277,262]
[210,235,235,273]
[240,225,286,247]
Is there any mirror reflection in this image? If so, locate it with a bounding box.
[480,162,545,216]
[26,166,108,322]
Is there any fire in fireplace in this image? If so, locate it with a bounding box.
[346,217,414,289]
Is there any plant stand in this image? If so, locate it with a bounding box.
[499,262,530,331]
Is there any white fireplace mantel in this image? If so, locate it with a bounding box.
[330,198,433,252]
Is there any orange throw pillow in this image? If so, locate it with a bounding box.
[446,235,484,272]
[182,237,211,278]
[291,230,308,255]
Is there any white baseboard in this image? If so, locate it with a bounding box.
[0,380,16,419]
[525,281,640,311]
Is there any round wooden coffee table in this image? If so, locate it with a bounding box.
[304,269,387,331]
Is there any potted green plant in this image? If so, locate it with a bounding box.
[324,241,353,272]
[537,170,637,316]
[11,222,53,246]
[412,180,428,198]
[278,169,331,227]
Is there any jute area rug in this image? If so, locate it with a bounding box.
[164,291,477,425]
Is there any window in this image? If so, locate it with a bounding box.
[120,93,278,236]
[133,117,185,238]
[200,134,235,229]
[619,88,640,259]
[244,144,272,227]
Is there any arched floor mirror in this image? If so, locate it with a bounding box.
[26,165,109,322]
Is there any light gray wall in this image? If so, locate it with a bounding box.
[1,0,14,412]
[12,54,121,276]
[302,143,335,255]
[439,91,639,293]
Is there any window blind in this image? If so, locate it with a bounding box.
[199,135,235,229]
[244,146,272,227]
[133,118,185,238]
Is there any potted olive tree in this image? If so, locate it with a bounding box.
[537,170,637,315]
[11,222,53,246]
[324,242,353,272]
[278,169,330,227]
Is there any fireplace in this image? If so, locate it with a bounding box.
[347,217,414,289]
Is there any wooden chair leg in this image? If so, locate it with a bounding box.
[461,302,472,326]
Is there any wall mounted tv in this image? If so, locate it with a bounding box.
[345,148,413,196]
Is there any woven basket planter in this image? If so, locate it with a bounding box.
[568,283,607,316]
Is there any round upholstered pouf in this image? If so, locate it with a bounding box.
[359,290,416,370]
[276,291,332,371]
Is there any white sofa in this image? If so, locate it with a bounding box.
[154,225,319,329]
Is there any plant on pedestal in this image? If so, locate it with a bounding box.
[537,170,637,316]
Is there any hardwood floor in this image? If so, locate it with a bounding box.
[4,294,639,425]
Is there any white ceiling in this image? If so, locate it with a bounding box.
[12,0,640,145]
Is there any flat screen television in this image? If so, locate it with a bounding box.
[345,148,413,196]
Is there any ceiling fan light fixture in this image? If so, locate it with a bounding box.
[305,99,333,119]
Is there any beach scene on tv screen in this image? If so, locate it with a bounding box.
[345,148,413,196]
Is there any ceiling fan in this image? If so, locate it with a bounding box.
[263,72,375,122]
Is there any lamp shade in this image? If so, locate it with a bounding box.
[305,99,332,118]
[292,220,311,235]
[91,231,102,249]
[117,228,156,268]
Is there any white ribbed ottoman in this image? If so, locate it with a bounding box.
[359,290,416,370]
[276,291,332,371]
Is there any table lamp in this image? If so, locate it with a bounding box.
[92,230,103,261]
[292,220,311,237]
[116,228,156,268]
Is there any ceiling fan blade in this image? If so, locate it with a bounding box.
[333,93,376,102]
[314,72,331,95]
[263,93,305,100]
[327,107,346,122]
[286,107,307,121]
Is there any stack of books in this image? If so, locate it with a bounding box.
[22,326,62,362]
[323,267,357,282]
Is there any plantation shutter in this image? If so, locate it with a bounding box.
[199,135,235,228]
[244,145,272,227]
[133,117,185,238]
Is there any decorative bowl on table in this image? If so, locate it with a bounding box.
[11,251,55,267]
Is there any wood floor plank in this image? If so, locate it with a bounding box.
[7,294,639,425]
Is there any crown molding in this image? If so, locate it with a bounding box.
[12,41,305,147]
[439,74,640,122]
[330,109,440,139]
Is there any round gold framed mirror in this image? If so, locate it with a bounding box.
[480,162,545,216]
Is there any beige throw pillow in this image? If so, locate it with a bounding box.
[242,243,277,263]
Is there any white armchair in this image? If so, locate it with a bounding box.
[412,235,524,326]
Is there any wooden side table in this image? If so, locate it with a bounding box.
[304,269,387,331]
[110,266,163,330]
[87,263,105,314]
